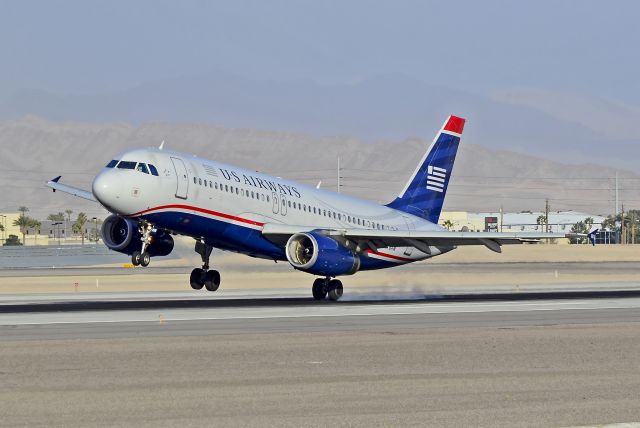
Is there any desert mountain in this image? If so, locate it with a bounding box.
[0,116,634,220]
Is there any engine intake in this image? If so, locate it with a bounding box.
[101,214,174,257]
[286,232,360,277]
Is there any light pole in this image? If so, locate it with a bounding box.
[92,217,99,243]
[52,222,62,246]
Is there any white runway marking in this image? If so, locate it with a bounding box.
[2,298,640,326]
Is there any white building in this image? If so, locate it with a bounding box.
[440,211,605,234]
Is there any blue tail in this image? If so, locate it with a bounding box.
[387,115,465,224]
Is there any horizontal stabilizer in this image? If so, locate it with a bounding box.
[46,177,96,202]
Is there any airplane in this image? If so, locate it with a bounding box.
[47,115,570,301]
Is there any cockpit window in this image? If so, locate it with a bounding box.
[137,163,150,174]
[106,160,118,168]
[117,161,137,170]
[148,164,159,176]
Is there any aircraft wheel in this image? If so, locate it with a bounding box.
[327,280,343,301]
[140,252,151,267]
[312,278,328,300]
[131,251,141,266]
[190,268,205,290]
[204,270,221,292]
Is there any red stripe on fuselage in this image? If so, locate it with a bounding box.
[128,204,265,227]
[443,116,465,134]
[366,249,413,263]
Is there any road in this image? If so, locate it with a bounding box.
[1,290,640,427]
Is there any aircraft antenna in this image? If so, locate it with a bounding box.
[159,140,165,150]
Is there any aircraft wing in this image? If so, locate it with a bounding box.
[46,176,97,202]
[261,223,570,253]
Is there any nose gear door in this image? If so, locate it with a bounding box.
[170,157,189,199]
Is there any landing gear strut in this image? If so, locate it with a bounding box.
[131,222,154,267]
[190,240,221,292]
[312,277,343,301]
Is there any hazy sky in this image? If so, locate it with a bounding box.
[1,0,638,104]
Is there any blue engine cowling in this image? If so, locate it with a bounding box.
[285,232,360,277]
[100,214,174,257]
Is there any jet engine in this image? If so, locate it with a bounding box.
[285,232,360,277]
[101,214,174,257]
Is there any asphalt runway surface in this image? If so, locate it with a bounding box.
[2,285,640,427]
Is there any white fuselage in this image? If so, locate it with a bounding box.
[92,148,446,267]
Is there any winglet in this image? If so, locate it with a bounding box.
[51,176,62,183]
[588,229,599,246]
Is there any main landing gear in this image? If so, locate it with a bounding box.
[131,222,153,267]
[190,240,221,292]
[312,277,343,301]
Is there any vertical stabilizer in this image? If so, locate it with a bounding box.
[386,115,465,223]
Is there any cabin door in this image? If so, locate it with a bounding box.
[171,157,189,199]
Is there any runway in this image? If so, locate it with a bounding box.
[2,281,640,426]
[2,291,640,341]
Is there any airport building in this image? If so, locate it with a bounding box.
[0,213,25,245]
[0,212,100,246]
[439,211,607,241]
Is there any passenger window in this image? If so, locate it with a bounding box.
[199,178,202,185]
[194,177,197,184]
[137,163,149,174]
[117,161,136,170]
[288,200,291,208]
[266,195,270,202]
[148,164,159,176]
[106,160,118,168]
[225,185,228,192]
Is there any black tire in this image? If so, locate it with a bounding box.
[140,252,151,267]
[328,280,343,301]
[190,268,205,290]
[131,251,141,266]
[204,270,221,292]
[312,278,327,300]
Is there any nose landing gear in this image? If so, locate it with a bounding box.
[312,277,343,301]
[190,240,221,292]
[131,222,154,267]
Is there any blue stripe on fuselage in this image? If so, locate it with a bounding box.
[140,210,404,271]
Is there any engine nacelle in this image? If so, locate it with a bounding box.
[101,214,174,257]
[285,232,360,277]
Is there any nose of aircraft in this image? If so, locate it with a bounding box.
[92,170,122,212]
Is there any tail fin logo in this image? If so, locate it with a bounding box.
[426,165,447,193]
